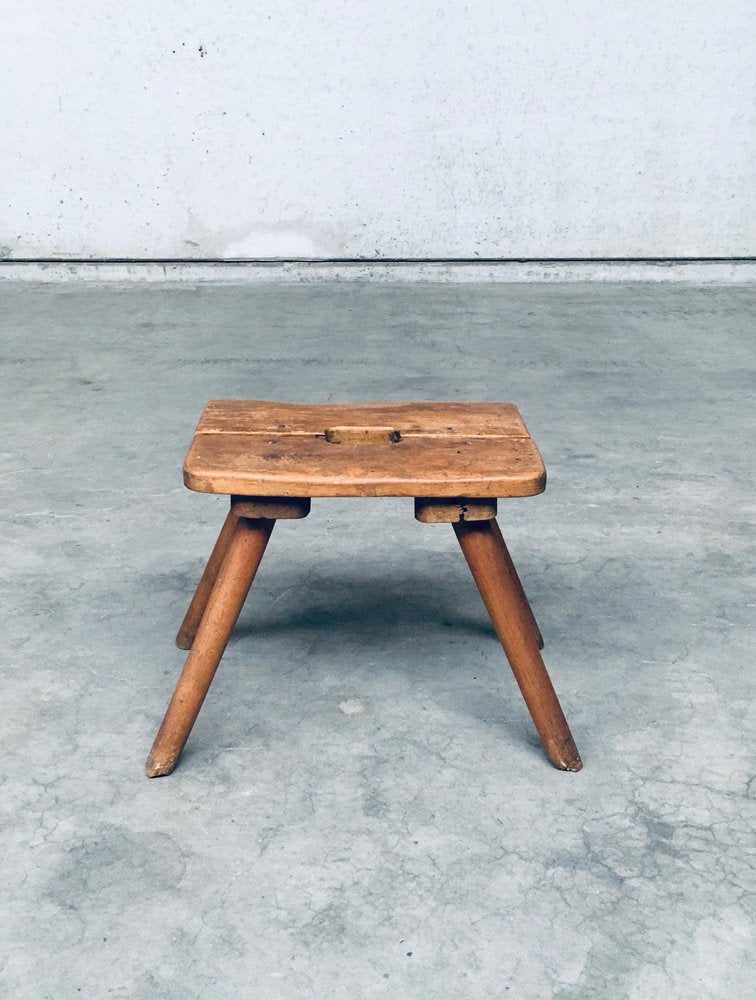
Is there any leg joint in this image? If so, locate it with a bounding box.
[231,495,311,519]
[414,497,497,523]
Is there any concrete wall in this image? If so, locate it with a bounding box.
[3,0,754,260]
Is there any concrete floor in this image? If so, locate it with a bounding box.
[2,281,755,999]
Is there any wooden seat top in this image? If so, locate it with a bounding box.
[183,400,546,498]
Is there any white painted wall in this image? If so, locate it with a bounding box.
[2,0,755,260]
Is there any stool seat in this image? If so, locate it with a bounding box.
[183,400,546,498]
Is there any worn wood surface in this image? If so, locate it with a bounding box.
[414,497,498,522]
[183,400,546,498]
[324,426,402,445]
[146,516,274,777]
[195,400,530,436]
[231,495,311,519]
[453,519,581,771]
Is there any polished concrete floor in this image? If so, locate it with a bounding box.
[2,281,755,999]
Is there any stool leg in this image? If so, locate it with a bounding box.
[454,519,582,771]
[490,519,544,650]
[176,508,238,649]
[146,516,274,777]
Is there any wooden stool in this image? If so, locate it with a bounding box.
[146,401,582,776]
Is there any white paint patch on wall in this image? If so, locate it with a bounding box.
[2,0,755,259]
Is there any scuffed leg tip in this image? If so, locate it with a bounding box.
[547,739,583,772]
[175,633,194,650]
[558,756,584,772]
[145,753,177,778]
[550,751,583,772]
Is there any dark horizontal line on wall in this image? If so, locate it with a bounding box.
[3,257,756,265]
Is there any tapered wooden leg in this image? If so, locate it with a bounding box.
[454,519,582,771]
[176,509,239,649]
[146,516,274,777]
[175,496,310,650]
[490,519,544,650]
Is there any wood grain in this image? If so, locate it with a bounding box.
[183,401,546,498]
[195,400,531,437]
